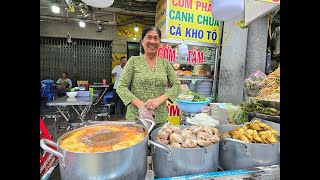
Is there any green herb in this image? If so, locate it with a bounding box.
[185,91,207,102]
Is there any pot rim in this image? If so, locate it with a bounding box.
[57,123,148,154]
[217,124,280,145]
[220,138,280,146]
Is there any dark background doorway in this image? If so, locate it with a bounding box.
[127,42,140,59]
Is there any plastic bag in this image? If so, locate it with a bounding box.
[244,70,267,97]
[232,108,249,125]
[138,107,154,120]
[226,104,248,125]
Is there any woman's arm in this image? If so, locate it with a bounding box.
[56,78,62,89]
[116,57,145,108]
[68,79,72,88]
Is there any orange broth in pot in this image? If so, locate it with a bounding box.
[59,124,147,153]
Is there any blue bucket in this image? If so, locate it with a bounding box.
[176,99,210,113]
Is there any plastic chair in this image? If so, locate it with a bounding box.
[41,80,54,96]
[91,87,113,120]
[92,87,109,106]
[66,119,86,132]
[103,91,113,107]
[41,80,55,109]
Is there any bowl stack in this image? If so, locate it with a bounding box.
[189,83,197,92]
[196,81,212,98]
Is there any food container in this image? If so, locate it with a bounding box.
[149,125,219,178]
[66,91,77,98]
[40,119,155,180]
[76,90,90,97]
[201,106,211,115]
[216,120,280,170]
[176,99,210,113]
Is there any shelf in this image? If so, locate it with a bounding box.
[178,78,213,81]
[172,60,215,65]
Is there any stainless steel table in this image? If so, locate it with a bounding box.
[46,94,99,122]
[89,84,109,88]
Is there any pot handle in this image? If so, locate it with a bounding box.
[138,118,155,134]
[149,140,172,161]
[221,137,249,148]
[221,137,249,156]
[40,139,66,168]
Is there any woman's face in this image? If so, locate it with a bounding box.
[62,73,67,79]
[142,30,160,55]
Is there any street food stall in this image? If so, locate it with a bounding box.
[155,0,221,126]
[40,0,280,179]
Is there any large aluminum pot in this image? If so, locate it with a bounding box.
[150,125,219,178]
[216,119,280,170]
[40,119,155,180]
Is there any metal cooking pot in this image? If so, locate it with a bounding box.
[216,120,280,170]
[40,119,155,180]
[149,125,219,178]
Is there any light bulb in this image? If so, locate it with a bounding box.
[51,5,60,14]
[134,26,139,32]
[81,0,114,8]
[79,21,86,28]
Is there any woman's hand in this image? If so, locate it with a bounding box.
[138,106,154,120]
[60,84,66,90]
[132,98,146,109]
[145,95,168,110]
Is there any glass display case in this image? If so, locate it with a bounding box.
[157,41,219,101]
[157,41,220,125]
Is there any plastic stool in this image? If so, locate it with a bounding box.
[66,119,86,132]
[103,91,113,107]
[105,102,116,115]
[55,110,71,128]
[43,113,62,141]
[92,106,112,121]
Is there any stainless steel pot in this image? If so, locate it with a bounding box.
[40,119,155,180]
[149,125,219,178]
[216,120,280,170]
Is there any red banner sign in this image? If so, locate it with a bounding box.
[157,43,205,64]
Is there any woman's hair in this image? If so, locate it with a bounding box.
[141,26,161,39]
[140,26,161,54]
[62,71,68,76]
